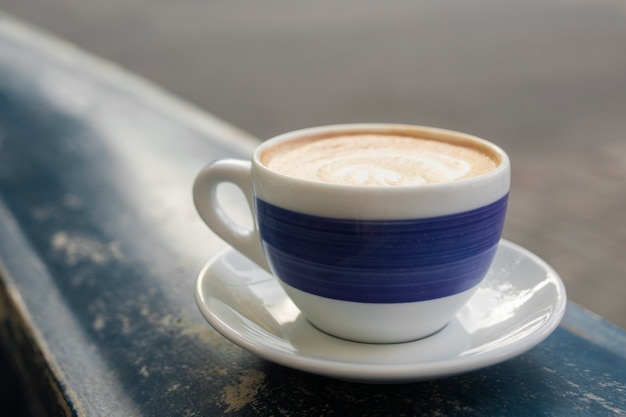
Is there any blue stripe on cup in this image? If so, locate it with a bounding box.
[256,195,508,303]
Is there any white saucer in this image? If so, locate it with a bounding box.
[195,240,567,383]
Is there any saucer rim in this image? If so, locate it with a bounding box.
[195,239,567,383]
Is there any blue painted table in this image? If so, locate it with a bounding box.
[0,14,624,417]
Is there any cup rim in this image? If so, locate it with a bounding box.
[253,123,509,191]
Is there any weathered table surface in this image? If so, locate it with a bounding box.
[0,13,625,417]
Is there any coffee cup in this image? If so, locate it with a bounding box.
[193,124,510,343]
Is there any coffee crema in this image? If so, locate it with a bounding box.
[261,133,498,186]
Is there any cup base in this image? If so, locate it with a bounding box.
[281,283,479,344]
[307,318,450,345]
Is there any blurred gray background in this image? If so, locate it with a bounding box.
[1,0,625,327]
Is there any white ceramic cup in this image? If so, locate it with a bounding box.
[193,124,510,343]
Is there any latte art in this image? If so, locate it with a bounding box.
[318,152,472,185]
[261,134,497,186]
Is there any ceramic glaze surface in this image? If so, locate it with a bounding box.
[257,195,508,302]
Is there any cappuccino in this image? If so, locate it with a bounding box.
[195,124,510,343]
[261,133,498,186]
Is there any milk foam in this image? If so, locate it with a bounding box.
[261,134,497,186]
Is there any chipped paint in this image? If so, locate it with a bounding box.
[181,323,231,348]
[139,365,150,378]
[92,314,106,332]
[164,312,233,349]
[562,376,625,415]
[167,383,181,393]
[51,231,123,266]
[160,314,173,327]
[221,370,266,413]
[583,392,624,415]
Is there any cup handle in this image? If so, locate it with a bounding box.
[193,159,271,272]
